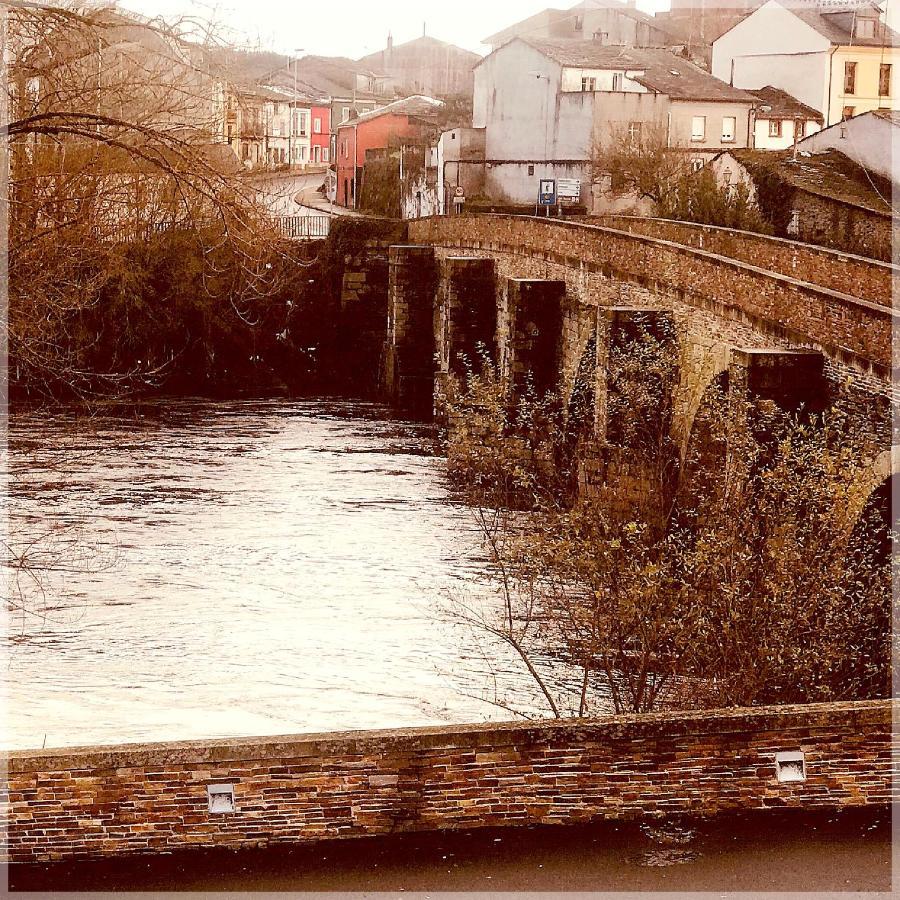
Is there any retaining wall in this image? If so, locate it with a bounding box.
[4,700,895,863]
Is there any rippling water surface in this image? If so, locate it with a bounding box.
[6,400,555,750]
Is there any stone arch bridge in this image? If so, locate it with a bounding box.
[373,214,896,518]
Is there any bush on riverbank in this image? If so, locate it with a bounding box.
[444,342,892,717]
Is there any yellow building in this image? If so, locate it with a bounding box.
[829,43,900,125]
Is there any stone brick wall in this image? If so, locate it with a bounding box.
[5,701,895,863]
[408,216,896,385]
[591,215,897,306]
[793,190,896,265]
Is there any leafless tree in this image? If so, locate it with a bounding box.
[4,1,294,400]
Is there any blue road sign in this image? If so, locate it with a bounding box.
[538,178,557,206]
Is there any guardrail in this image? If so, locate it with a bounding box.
[275,215,331,240]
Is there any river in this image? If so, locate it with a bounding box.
[6,399,565,751]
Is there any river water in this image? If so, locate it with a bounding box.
[6,399,561,751]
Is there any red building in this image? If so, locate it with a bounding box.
[335,95,443,209]
[310,104,331,166]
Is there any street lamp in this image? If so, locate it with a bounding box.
[292,48,304,167]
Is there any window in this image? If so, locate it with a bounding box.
[844,61,857,95]
[297,111,308,136]
[322,147,330,163]
[627,121,642,143]
[842,105,856,120]
[880,63,892,97]
[582,76,597,92]
[691,158,704,173]
[314,117,322,133]
[342,106,350,122]
[787,209,800,236]
[574,14,583,32]
[612,72,624,91]
[691,115,706,141]
[768,119,783,138]
[855,17,876,39]
[721,116,736,142]
[528,164,535,175]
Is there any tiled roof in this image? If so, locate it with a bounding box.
[525,40,755,101]
[751,86,823,122]
[483,0,681,46]
[358,35,481,68]
[729,148,893,216]
[347,95,445,125]
[873,109,900,127]
[784,5,900,48]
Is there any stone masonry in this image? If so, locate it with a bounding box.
[592,215,897,307]
[4,701,896,864]
[408,216,896,386]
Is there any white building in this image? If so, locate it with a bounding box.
[712,0,900,127]
[751,85,823,149]
[472,38,755,208]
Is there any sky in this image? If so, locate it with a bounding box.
[120,0,672,59]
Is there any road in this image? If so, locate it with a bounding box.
[253,171,361,218]
[7,807,892,894]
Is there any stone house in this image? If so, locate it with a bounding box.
[483,0,680,52]
[712,0,900,127]
[357,34,481,99]
[750,86,823,150]
[709,147,896,259]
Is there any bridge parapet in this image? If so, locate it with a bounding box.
[408,215,896,385]
[590,215,898,307]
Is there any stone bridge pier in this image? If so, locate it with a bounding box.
[384,245,437,415]
[380,219,888,520]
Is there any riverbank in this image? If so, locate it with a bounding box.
[7,806,891,893]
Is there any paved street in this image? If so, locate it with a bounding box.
[8,807,891,894]
[253,171,361,218]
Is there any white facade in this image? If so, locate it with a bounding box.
[712,1,832,115]
[560,67,647,93]
[712,0,900,127]
[473,40,596,204]
[797,110,899,183]
[754,116,822,150]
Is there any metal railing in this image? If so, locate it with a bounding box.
[275,215,330,240]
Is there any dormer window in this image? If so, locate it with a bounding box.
[855,17,876,38]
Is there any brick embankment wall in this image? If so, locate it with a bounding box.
[4,701,895,863]
[408,216,896,381]
[589,215,897,307]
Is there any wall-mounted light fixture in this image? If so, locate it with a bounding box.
[207,784,236,814]
[775,752,806,783]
